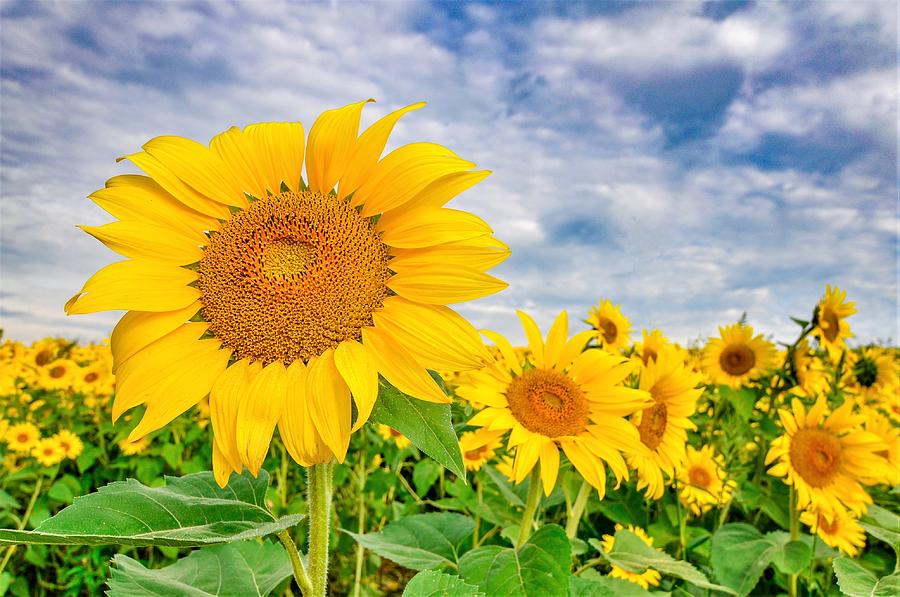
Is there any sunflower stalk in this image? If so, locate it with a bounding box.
[307,462,334,597]
[516,466,543,549]
[788,484,799,597]
[566,480,592,539]
[276,530,313,596]
[0,475,43,576]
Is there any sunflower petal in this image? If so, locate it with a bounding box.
[305,350,352,463]
[480,330,523,375]
[516,310,545,369]
[378,208,492,248]
[123,152,233,219]
[236,361,288,476]
[79,221,203,265]
[398,169,492,211]
[334,340,378,432]
[210,359,259,473]
[110,301,202,372]
[539,441,560,496]
[514,437,542,484]
[306,99,372,194]
[390,236,510,273]
[553,330,594,372]
[387,264,507,305]
[279,360,332,466]
[543,311,569,371]
[65,260,199,315]
[244,122,306,194]
[361,326,449,404]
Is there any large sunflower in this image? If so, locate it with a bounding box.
[628,346,703,499]
[66,101,508,486]
[701,323,777,388]
[457,310,651,497]
[586,299,631,352]
[813,285,856,360]
[766,398,885,517]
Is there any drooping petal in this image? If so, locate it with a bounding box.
[361,326,449,404]
[236,361,288,476]
[209,359,259,473]
[65,260,199,315]
[334,340,378,432]
[110,301,202,371]
[562,439,608,498]
[212,439,235,488]
[516,310,545,369]
[513,437,542,484]
[306,99,371,194]
[279,360,331,466]
[387,264,507,305]
[305,350,352,463]
[79,221,203,265]
[539,440,560,496]
[378,207,492,249]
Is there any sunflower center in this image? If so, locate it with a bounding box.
[821,308,840,342]
[598,318,618,344]
[817,514,839,534]
[16,433,28,444]
[84,372,99,383]
[35,350,52,366]
[49,366,66,378]
[465,445,490,460]
[689,465,712,488]
[198,191,391,364]
[642,348,658,364]
[853,357,878,388]
[790,428,843,487]
[637,403,668,450]
[719,344,756,376]
[505,368,589,437]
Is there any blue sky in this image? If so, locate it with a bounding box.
[1,0,897,347]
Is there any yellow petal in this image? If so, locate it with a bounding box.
[553,331,594,372]
[334,340,378,432]
[122,152,233,219]
[543,311,569,371]
[562,440,607,498]
[244,122,306,194]
[539,441,560,496]
[516,310,545,369]
[373,297,491,371]
[306,99,372,194]
[110,301,202,372]
[339,102,426,199]
[514,437,541,484]
[210,359,259,473]
[142,136,246,208]
[390,236,510,273]
[209,126,268,199]
[362,326,449,404]
[387,265,507,305]
[305,350,352,463]
[236,361,288,476]
[66,260,199,315]
[79,221,203,265]
[480,330,522,374]
[92,175,219,239]
[378,208,493,249]
[279,360,331,466]
[396,169,491,211]
[212,439,236,488]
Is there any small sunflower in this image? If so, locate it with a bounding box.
[54,430,84,459]
[766,398,885,517]
[32,437,66,467]
[586,300,631,352]
[26,339,59,369]
[5,422,40,453]
[800,508,866,557]
[789,339,829,398]
[844,348,897,405]
[634,329,669,365]
[118,437,150,455]
[40,359,77,390]
[377,424,411,450]
[813,285,856,360]
[0,419,8,441]
[862,408,900,486]
[65,100,508,486]
[600,525,662,589]
[677,445,735,516]
[628,346,702,499]
[459,428,504,471]
[458,310,651,497]
[701,323,777,388]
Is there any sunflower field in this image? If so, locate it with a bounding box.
[0,103,898,597]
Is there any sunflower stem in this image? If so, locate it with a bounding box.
[566,480,592,539]
[308,462,334,597]
[352,434,368,597]
[673,479,687,559]
[788,484,799,597]
[0,475,43,576]
[276,530,314,597]
[516,466,543,549]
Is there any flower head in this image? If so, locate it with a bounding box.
[587,299,631,352]
[5,422,40,453]
[600,525,662,589]
[813,285,856,360]
[32,437,66,467]
[800,508,866,557]
[677,445,735,516]
[701,323,777,388]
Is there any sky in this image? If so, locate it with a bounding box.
[1,0,897,348]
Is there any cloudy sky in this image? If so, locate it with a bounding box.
[1,0,897,347]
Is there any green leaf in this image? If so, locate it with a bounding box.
[459,524,570,596]
[719,387,756,420]
[347,513,474,570]
[0,470,302,547]
[710,523,783,596]
[593,529,736,595]
[161,443,182,470]
[860,504,900,552]
[370,377,465,479]
[47,480,76,505]
[0,491,21,511]
[482,466,524,508]
[833,556,900,597]
[769,540,811,575]
[403,570,484,597]
[414,459,441,496]
[568,575,658,596]
[107,540,292,596]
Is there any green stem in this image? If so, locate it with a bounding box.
[308,462,334,597]
[353,437,368,597]
[515,467,542,549]
[0,475,43,575]
[276,530,314,597]
[566,480,591,539]
[473,477,483,546]
[674,479,687,559]
[789,484,799,597]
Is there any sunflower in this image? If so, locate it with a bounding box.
[0,419,8,441]
[844,348,898,405]
[677,445,735,516]
[32,437,66,467]
[118,437,150,455]
[65,101,508,486]
[701,323,777,388]
[813,285,856,360]
[600,525,662,589]
[376,424,411,450]
[40,359,77,391]
[862,408,900,486]
[74,363,113,396]
[586,299,631,352]
[634,329,668,365]
[766,398,885,517]
[628,346,702,499]
[800,508,866,557]
[26,339,59,369]
[5,422,39,453]
[458,310,651,497]
[459,428,504,471]
[788,339,829,398]
[495,455,515,482]
[54,430,84,459]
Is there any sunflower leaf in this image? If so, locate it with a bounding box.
[832,556,900,597]
[0,470,303,547]
[403,570,485,597]
[106,540,293,596]
[370,375,465,479]
[860,504,900,553]
[709,523,785,596]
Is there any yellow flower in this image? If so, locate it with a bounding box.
[701,323,778,388]
[118,437,150,455]
[629,347,702,499]
[458,310,651,497]
[813,285,856,360]
[458,428,504,471]
[766,398,885,517]
[32,437,66,467]
[789,339,829,398]
[800,508,866,557]
[40,359,78,390]
[677,445,735,516]
[844,348,898,405]
[377,424,411,450]
[862,408,900,486]
[5,422,40,453]
[495,455,515,482]
[586,299,631,352]
[65,101,509,487]
[634,329,669,365]
[26,339,59,369]
[0,419,8,440]
[54,430,84,459]
[600,525,662,589]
